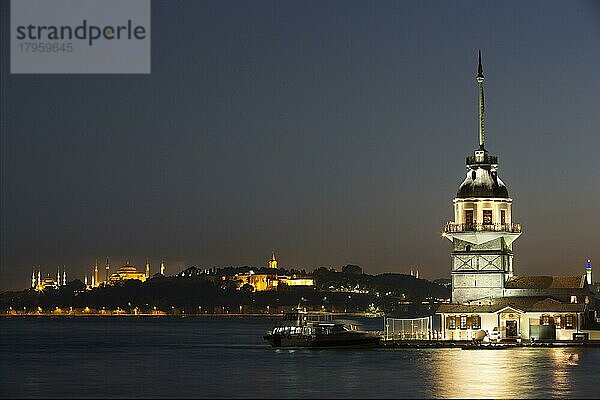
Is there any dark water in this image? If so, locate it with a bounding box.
[1,317,599,398]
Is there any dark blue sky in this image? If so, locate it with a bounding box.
[1,0,599,291]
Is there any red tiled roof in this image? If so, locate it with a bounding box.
[504,275,584,289]
[437,296,585,314]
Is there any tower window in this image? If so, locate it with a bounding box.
[465,210,474,229]
[460,315,467,330]
[466,245,471,252]
[471,171,476,180]
[483,210,492,225]
[501,209,507,225]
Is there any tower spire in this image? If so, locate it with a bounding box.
[268,251,278,269]
[476,50,485,150]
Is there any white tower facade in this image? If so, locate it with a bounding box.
[586,259,592,285]
[443,52,522,304]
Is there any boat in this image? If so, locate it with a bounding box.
[263,309,381,348]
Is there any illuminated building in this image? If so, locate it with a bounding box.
[234,271,279,291]
[108,263,147,284]
[436,52,599,341]
[277,276,315,287]
[160,259,165,275]
[146,257,150,278]
[230,252,314,292]
[31,267,61,291]
[268,252,278,269]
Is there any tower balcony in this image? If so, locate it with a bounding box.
[466,154,498,165]
[444,221,521,234]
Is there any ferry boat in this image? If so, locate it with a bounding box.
[263,309,381,348]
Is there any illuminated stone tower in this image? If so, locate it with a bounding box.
[160,259,165,275]
[105,257,110,283]
[442,51,522,304]
[586,259,592,285]
[268,252,278,269]
[146,257,150,278]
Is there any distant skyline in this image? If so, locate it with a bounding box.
[1,0,599,291]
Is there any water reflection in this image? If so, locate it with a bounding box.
[432,348,589,398]
[1,318,599,399]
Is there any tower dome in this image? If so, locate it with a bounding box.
[456,155,509,198]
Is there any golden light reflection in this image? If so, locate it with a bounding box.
[432,348,552,398]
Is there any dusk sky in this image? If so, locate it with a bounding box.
[1,0,599,291]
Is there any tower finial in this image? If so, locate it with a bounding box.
[476,50,485,149]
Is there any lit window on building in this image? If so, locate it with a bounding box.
[565,315,574,329]
[483,210,492,225]
[554,315,561,328]
[570,295,578,304]
[448,316,456,330]
[541,315,551,325]
[465,210,474,228]
[460,315,467,330]
[472,315,481,330]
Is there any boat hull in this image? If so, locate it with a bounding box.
[264,332,381,348]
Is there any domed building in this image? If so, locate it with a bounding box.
[108,263,147,284]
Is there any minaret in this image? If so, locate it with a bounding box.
[37,270,41,289]
[94,259,99,287]
[442,51,522,304]
[160,259,165,275]
[31,267,36,289]
[63,268,67,286]
[85,274,88,286]
[586,259,592,285]
[268,252,278,269]
[146,257,150,278]
[57,267,61,286]
[105,257,110,283]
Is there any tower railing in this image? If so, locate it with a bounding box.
[444,222,521,233]
[466,154,498,165]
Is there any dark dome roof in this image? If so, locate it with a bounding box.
[456,167,509,198]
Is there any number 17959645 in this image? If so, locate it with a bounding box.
[19,43,73,53]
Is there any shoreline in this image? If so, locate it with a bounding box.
[0,312,382,318]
